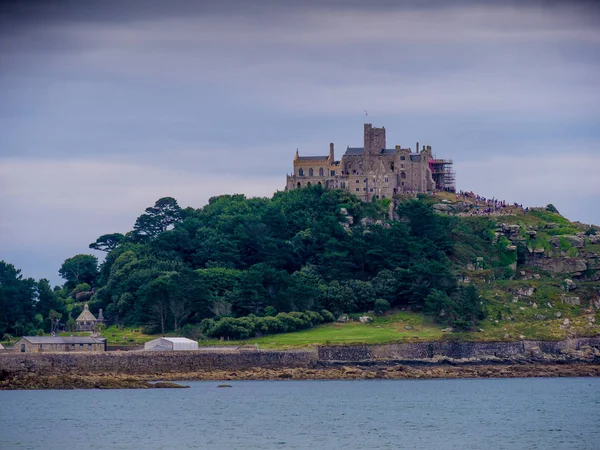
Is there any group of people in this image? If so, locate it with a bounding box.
[455,190,528,217]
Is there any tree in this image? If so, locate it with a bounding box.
[59,254,98,289]
[133,197,184,241]
[48,310,62,334]
[89,233,125,252]
[139,275,172,335]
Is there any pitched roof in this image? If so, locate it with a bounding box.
[161,337,197,343]
[345,147,364,156]
[21,336,105,344]
[297,156,328,161]
[76,303,97,322]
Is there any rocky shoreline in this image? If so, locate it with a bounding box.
[2,362,600,390]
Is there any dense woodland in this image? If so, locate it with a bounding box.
[0,187,487,340]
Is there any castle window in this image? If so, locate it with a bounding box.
[297,182,301,189]
[401,164,404,168]
[385,177,388,182]
[401,172,406,179]
[390,162,395,170]
[364,179,367,182]
[299,168,304,177]
[400,156,406,160]
[330,170,335,176]
[382,195,386,199]
[402,182,405,186]
[319,168,324,176]
[356,180,359,184]
[370,188,373,192]
[356,188,359,192]
[309,168,314,177]
[363,188,366,191]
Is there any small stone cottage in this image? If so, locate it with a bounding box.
[14,336,106,353]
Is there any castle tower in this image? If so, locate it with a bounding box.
[364,123,386,156]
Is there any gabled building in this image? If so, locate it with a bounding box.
[76,303,105,331]
[13,336,106,353]
[286,123,454,201]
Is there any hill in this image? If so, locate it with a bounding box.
[1,186,599,347]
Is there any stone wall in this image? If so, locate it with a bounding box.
[2,338,599,379]
[0,350,318,377]
[317,337,600,362]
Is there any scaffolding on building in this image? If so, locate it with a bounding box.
[429,158,455,191]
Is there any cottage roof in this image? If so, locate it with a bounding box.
[76,303,97,322]
[297,155,328,161]
[21,336,105,344]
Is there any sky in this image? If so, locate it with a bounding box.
[1,0,599,286]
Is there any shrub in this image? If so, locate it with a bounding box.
[374,298,391,315]
[264,306,277,317]
[181,324,204,341]
[141,323,160,335]
[320,309,335,322]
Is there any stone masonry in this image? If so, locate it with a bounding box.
[286,123,454,201]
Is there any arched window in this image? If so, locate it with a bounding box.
[317,181,322,186]
[319,167,324,176]
[307,182,312,186]
[297,182,301,189]
[298,168,304,176]
[309,168,314,176]
[401,172,406,179]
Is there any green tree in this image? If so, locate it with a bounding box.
[133,197,184,241]
[58,254,98,289]
[89,233,125,252]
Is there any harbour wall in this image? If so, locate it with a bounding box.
[1,338,599,378]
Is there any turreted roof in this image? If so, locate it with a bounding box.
[76,303,97,322]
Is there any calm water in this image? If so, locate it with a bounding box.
[1,378,599,449]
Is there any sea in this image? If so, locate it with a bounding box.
[1,378,598,449]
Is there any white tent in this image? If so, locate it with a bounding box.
[144,337,198,351]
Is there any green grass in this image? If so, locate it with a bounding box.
[199,311,445,349]
[58,325,159,346]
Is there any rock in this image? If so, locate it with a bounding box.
[339,207,348,216]
[563,318,571,327]
[530,258,587,274]
[529,346,543,358]
[516,287,535,297]
[359,316,373,324]
[592,298,600,309]
[534,314,547,320]
[337,315,349,323]
[217,384,232,388]
[404,325,413,330]
[466,263,475,271]
[441,327,453,332]
[532,302,538,309]
[555,311,562,318]
[561,296,580,306]
[563,279,577,291]
[504,333,510,338]
[589,234,598,244]
[478,329,485,332]
[533,274,541,279]
[432,203,453,212]
[512,297,519,303]
[519,335,525,339]
[550,235,585,248]
[519,307,525,310]
[506,245,517,251]
[547,302,553,308]
[519,271,526,276]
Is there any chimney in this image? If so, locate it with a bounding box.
[416,142,419,152]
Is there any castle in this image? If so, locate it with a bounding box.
[286,124,454,201]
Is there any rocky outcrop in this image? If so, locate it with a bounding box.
[525,256,588,274]
[551,235,586,248]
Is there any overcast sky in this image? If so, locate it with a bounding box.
[1,0,599,286]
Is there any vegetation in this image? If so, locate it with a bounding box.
[1,186,599,347]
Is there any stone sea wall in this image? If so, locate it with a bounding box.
[2,338,600,379]
[317,337,600,361]
[0,350,318,377]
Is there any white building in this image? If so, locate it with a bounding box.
[143,337,199,351]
